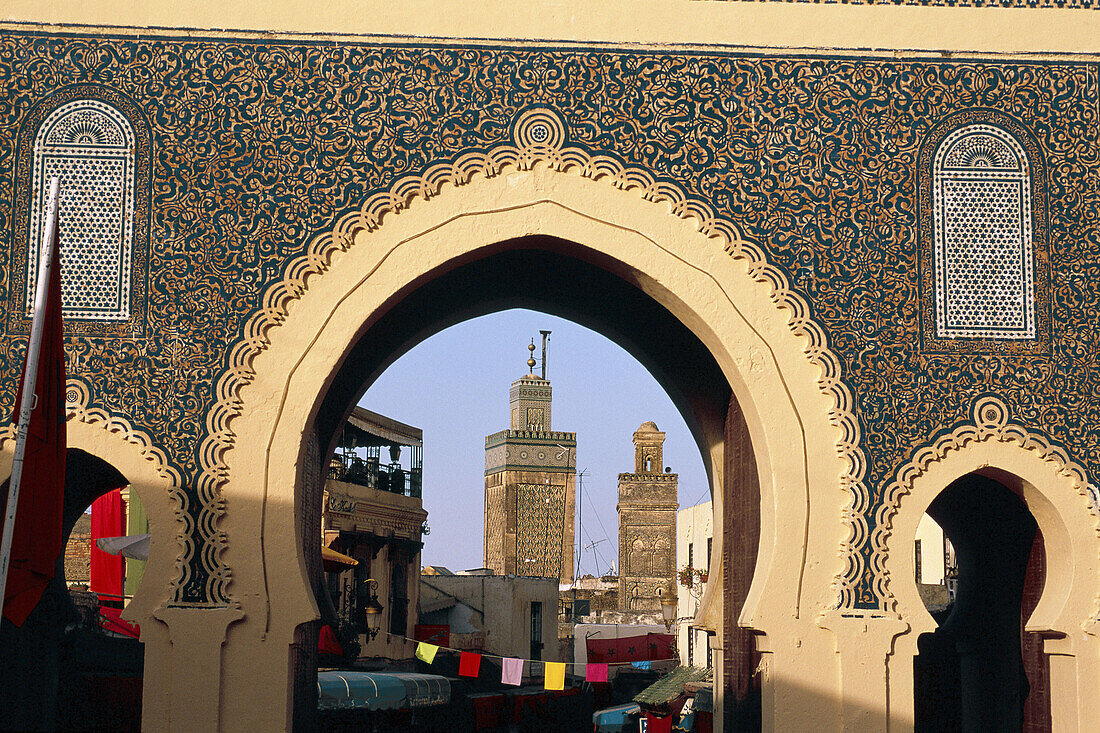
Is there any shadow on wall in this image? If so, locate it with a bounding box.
[0,449,142,733]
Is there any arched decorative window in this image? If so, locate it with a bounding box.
[27,99,136,321]
[932,124,1034,340]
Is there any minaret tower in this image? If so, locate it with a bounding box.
[483,334,577,583]
[617,422,678,610]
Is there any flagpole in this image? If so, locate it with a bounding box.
[0,176,61,616]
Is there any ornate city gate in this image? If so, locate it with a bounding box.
[1,4,1099,731]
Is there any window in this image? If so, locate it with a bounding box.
[28,99,137,321]
[530,601,543,660]
[389,554,409,636]
[932,124,1033,340]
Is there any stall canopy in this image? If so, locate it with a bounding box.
[634,667,712,706]
[317,671,449,711]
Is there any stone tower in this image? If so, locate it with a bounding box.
[618,421,678,610]
[484,340,576,583]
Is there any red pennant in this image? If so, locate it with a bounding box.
[458,651,482,677]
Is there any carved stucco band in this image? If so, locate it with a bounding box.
[199,107,871,608]
[870,395,1100,615]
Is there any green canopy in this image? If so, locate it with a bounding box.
[633,666,711,706]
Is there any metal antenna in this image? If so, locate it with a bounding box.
[539,330,551,379]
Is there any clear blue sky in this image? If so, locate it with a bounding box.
[360,309,711,575]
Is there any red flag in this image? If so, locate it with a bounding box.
[90,488,125,602]
[458,651,482,677]
[2,200,66,626]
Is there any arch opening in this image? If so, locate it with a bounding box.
[293,239,763,730]
[912,472,1050,733]
[1,448,143,733]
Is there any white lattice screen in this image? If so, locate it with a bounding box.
[28,100,135,321]
[933,124,1034,340]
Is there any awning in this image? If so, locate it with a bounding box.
[317,671,449,711]
[321,545,358,572]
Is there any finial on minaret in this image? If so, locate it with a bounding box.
[527,339,537,372]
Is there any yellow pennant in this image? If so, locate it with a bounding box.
[415,642,439,664]
[544,661,566,690]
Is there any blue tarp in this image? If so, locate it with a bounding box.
[593,702,640,732]
[317,671,450,711]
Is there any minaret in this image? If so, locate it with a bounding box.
[484,335,577,583]
[617,421,678,611]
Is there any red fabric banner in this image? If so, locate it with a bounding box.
[414,623,450,647]
[99,606,141,639]
[646,711,674,733]
[471,694,506,728]
[91,489,125,602]
[2,221,66,627]
[459,651,482,677]
[585,632,675,663]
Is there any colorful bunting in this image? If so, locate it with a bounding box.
[402,632,676,687]
[459,651,482,677]
[544,661,566,690]
[585,662,608,683]
[501,657,523,686]
[415,642,439,664]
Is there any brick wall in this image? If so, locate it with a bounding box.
[723,397,761,730]
[65,513,92,585]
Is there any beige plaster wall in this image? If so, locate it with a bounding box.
[4,0,1100,58]
[421,574,561,664]
[914,513,947,586]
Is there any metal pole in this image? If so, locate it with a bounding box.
[0,177,61,615]
[539,330,551,380]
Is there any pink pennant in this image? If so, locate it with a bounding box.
[501,657,523,686]
[585,662,608,683]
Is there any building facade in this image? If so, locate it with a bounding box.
[322,407,427,661]
[419,571,561,664]
[677,501,714,669]
[618,422,678,611]
[484,363,577,584]
[1,3,1099,731]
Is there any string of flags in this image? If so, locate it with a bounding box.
[397,632,671,691]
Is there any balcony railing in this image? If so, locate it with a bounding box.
[328,456,422,498]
